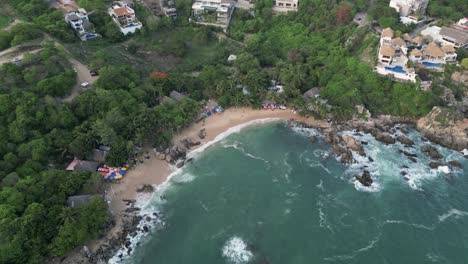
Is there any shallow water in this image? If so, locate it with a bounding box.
[114,122,468,264]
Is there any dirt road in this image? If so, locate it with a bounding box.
[0,45,43,65]
[0,39,97,101]
[62,57,98,102]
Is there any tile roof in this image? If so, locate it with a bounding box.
[113,7,132,16]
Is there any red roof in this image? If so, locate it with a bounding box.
[113,7,132,16]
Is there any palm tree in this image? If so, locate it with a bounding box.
[58,207,77,225]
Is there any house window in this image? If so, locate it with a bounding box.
[286,3,291,6]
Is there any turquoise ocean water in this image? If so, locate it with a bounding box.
[112,121,468,264]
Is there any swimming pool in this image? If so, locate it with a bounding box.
[422,61,441,68]
[384,65,407,74]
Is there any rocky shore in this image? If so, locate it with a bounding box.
[289,111,466,189]
[86,138,206,263]
[416,107,468,151]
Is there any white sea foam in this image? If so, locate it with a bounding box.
[341,129,465,191]
[171,172,196,183]
[290,125,320,138]
[353,179,381,192]
[222,237,253,264]
[382,219,434,230]
[356,235,380,253]
[426,253,443,262]
[438,209,468,222]
[436,166,451,174]
[317,199,334,233]
[316,180,325,191]
[308,162,332,174]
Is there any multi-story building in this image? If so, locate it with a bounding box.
[108,1,143,35]
[65,8,100,41]
[438,27,468,49]
[191,0,234,29]
[389,0,429,24]
[272,0,298,13]
[376,28,416,82]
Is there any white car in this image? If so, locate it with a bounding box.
[80,82,90,88]
[13,57,22,62]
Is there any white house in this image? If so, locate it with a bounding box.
[108,1,143,35]
[417,42,457,70]
[65,9,100,41]
[452,17,468,32]
[191,0,234,29]
[389,0,428,24]
[376,28,416,82]
[272,0,299,13]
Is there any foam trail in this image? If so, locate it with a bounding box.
[382,219,435,230]
[438,209,468,222]
[324,235,380,262]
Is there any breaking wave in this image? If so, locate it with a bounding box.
[222,237,253,264]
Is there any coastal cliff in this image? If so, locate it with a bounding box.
[417,107,468,151]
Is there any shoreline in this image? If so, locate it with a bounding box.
[79,108,467,263]
[87,107,328,262]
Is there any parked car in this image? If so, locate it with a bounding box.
[80,82,90,88]
[12,57,22,63]
[90,70,99,76]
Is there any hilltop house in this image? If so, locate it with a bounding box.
[376,27,458,85]
[64,8,100,41]
[376,28,416,82]
[108,1,143,35]
[272,0,298,13]
[389,0,428,24]
[191,0,234,29]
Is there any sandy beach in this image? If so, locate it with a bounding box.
[90,107,328,253]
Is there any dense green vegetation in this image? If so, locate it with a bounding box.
[0,41,200,263]
[427,0,467,21]
[0,0,465,262]
[0,22,42,51]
